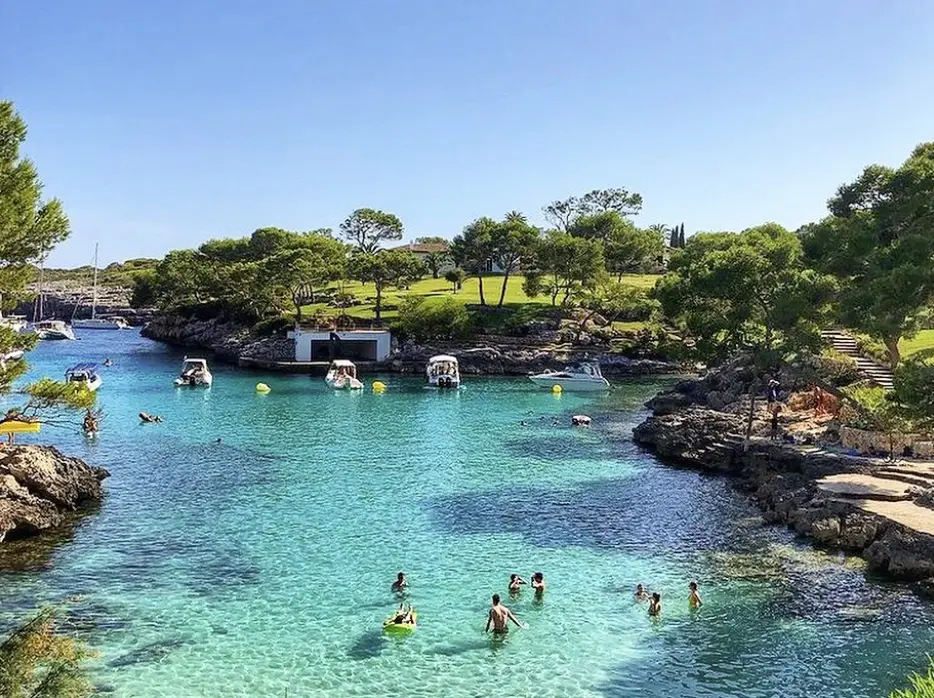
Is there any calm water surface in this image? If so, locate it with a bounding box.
[1,331,931,697]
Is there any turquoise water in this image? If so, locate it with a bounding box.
[2,331,933,697]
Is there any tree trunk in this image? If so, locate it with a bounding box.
[375,283,383,321]
[478,274,486,306]
[884,336,901,370]
[497,271,510,309]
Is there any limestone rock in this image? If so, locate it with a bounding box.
[0,445,108,542]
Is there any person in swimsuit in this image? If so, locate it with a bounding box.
[390,603,415,625]
[688,581,703,608]
[648,592,662,616]
[509,574,528,592]
[486,594,525,634]
[531,572,546,598]
[634,583,649,601]
[391,572,408,593]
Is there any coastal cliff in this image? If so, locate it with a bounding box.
[141,313,680,375]
[633,361,934,584]
[0,445,109,542]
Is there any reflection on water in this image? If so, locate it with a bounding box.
[0,331,930,697]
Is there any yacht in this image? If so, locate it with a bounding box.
[72,244,130,330]
[65,363,103,392]
[174,357,213,387]
[33,320,76,341]
[426,354,461,388]
[325,359,364,390]
[528,361,610,392]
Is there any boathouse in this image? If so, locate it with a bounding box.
[289,328,392,363]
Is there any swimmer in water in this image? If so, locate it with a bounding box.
[688,581,703,608]
[508,574,528,592]
[531,572,546,598]
[648,592,662,616]
[139,412,163,423]
[390,603,415,625]
[485,594,525,634]
[391,572,408,593]
[634,583,649,601]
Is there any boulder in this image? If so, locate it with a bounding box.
[0,446,108,542]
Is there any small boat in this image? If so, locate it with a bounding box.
[325,359,364,390]
[528,361,610,392]
[33,320,76,341]
[73,316,130,330]
[427,354,461,388]
[174,357,213,387]
[65,363,103,392]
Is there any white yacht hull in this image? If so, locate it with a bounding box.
[528,375,610,391]
[73,319,129,330]
[82,376,103,392]
[427,375,461,388]
[36,327,76,341]
[0,318,27,333]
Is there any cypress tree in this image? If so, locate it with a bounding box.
[678,223,686,248]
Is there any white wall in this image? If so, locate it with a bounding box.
[290,330,392,362]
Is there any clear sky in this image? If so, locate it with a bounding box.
[3,0,933,267]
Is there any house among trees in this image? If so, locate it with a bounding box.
[392,239,506,275]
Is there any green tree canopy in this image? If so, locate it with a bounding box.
[451,217,496,306]
[491,213,540,308]
[543,187,642,231]
[801,143,934,368]
[523,231,604,306]
[347,250,424,321]
[340,208,404,253]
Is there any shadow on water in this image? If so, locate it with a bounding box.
[347,630,388,660]
[429,637,506,657]
[0,504,102,574]
[426,468,763,558]
[108,638,187,668]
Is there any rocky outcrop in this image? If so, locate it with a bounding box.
[0,446,109,542]
[633,361,934,583]
[141,315,294,365]
[15,282,156,326]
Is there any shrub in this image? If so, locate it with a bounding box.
[814,350,861,387]
[393,297,475,341]
[252,316,293,337]
[894,357,934,426]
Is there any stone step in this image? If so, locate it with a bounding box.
[817,473,913,502]
[873,470,934,489]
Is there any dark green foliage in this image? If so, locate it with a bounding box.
[340,208,404,253]
[252,315,293,337]
[347,250,425,321]
[893,358,934,426]
[522,231,604,306]
[678,223,685,248]
[393,297,475,341]
[451,218,495,306]
[444,268,466,292]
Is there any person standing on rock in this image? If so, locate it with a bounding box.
[770,403,783,441]
[767,379,780,405]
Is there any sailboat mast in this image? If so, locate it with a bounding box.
[91,243,99,320]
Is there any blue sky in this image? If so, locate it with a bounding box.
[3,0,933,267]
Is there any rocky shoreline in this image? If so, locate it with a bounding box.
[0,445,109,543]
[633,363,934,588]
[141,313,681,376]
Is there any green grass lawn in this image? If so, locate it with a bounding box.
[300,273,659,322]
[901,330,934,359]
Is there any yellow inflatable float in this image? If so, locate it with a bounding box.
[256,383,271,393]
[0,420,41,435]
[383,608,417,634]
[372,381,386,392]
[552,384,563,394]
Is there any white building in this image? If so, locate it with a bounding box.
[289,329,392,363]
[393,240,506,274]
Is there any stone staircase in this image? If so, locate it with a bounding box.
[821,330,894,390]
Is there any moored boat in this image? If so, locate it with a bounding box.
[174,357,213,387]
[325,359,364,390]
[33,320,76,341]
[73,316,130,330]
[426,354,461,388]
[0,313,28,333]
[528,361,610,392]
[66,363,103,392]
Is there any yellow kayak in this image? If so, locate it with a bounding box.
[0,420,41,435]
[383,610,417,633]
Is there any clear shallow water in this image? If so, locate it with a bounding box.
[1,331,933,697]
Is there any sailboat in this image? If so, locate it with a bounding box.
[30,260,76,340]
[72,244,129,330]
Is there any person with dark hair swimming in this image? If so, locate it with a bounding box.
[648,592,662,616]
[391,572,408,593]
[486,594,525,634]
[508,574,527,592]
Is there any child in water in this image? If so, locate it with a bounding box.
[509,574,527,592]
[634,584,649,601]
[688,581,703,608]
[648,592,662,616]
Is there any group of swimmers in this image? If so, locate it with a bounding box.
[387,572,703,633]
[634,581,703,616]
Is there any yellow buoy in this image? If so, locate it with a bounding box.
[552,384,563,394]
[256,382,270,393]
[372,381,386,392]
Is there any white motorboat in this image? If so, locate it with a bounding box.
[72,244,130,331]
[528,361,610,392]
[0,349,24,368]
[65,363,103,392]
[427,354,461,388]
[325,359,364,390]
[33,320,76,341]
[174,357,213,387]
